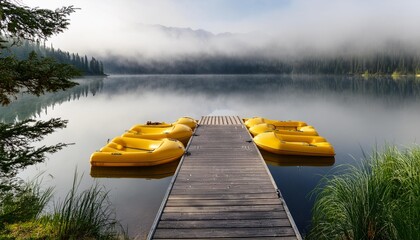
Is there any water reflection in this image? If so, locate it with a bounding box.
[0,77,104,122]
[90,160,179,179]
[99,75,420,106]
[261,150,335,167]
[2,75,420,123]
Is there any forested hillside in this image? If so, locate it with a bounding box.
[2,39,105,75]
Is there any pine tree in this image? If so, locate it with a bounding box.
[84,55,89,73]
[0,0,78,192]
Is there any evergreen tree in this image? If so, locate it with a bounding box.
[84,55,89,73]
[0,0,78,192]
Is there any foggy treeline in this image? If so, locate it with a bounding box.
[4,36,420,75]
[103,51,420,75]
[2,39,105,76]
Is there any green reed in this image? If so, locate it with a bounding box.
[307,146,420,240]
[1,171,126,239]
[53,171,123,239]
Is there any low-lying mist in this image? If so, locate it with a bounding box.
[98,23,420,74]
[32,0,420,73]
[94,24,420,74]
[81,0,420,63]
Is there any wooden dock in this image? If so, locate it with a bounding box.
[148,116,301,239]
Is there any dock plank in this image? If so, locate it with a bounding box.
[157,219,292,228]
[160,211,289,220]
[168,193,279,200]
[166,198,282,206]
[163,205,285,213]
[148,116,301,240]
[153,227,296,239]
[154,238,297,240]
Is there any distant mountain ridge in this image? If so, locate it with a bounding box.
[144,24,235,39]
[150,24,215,39]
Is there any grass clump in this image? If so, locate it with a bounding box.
[0,171,127,239]
[307,146,420,240]
[1,219,57,240]
[52,172,122,239]
[0,178,53,229]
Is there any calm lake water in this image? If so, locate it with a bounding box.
[3,74,420,239]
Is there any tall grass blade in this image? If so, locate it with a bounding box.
[53,169,124,239]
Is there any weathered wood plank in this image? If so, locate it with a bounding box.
[173,180,272,186]
[171,185,275,190]
[153,227,296,239]
[155,238,297,240]
[173,181,273,186]
[157,219,292,229]
[175,176,271,181]
[168,193,279,200]
[166,198,282,207]
[176,175,269,179]
[183,157,259,160]
[175,177,272,182]
[160,211,289,221]
[198,116,248,126]
[185,150,256,153]
[178,166,266,170]
[180,163,264,167]
[178,171,267,175]
[226,116,231,124]
[163,205,285,213]
[177,170,268,175]
[170,188,276,195]
[177,173,268,177]
[177,170,267,174]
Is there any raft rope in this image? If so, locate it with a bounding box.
[124,146,154,152]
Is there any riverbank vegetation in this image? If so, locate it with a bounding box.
[307,146,420,240]
[0,173,126,239]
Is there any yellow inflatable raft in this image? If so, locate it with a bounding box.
[122,124,193,145]
[137,117,197,130]
[245,117,307,129]
[90,137,185,167]
[253,132,335,157]
[249,123,318,136]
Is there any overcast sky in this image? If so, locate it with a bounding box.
[23,0,420,58]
